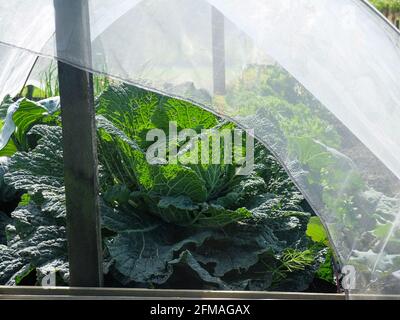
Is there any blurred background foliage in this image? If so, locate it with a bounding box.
[370,0,400,28]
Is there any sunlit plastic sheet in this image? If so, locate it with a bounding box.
[0,0,400,297]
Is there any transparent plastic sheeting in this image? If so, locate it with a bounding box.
[0,0,400,296]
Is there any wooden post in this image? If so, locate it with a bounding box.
[211,7,226,96]
[54,0,103,287]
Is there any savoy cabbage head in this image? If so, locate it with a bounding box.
[0,83,327,291]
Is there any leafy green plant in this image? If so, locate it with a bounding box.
[38,61,110,99]
[231,65,370,226]
[0,83,328,291]
[0,126,67,284]
[268,248,315,285]
[96,84,326,290]
[40,60,59,99]
[227,64,400,291]
[306,216,335,284]
[369,0,400,14]
[0,96,60,157]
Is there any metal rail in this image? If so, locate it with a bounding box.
[2,287,400,300]
[0,286,346,300]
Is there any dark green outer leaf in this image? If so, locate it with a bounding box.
[0,204,67,285]
[106,224,212,284]
[4,125,65,218]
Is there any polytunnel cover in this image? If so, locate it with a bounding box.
[0,0,400,296]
